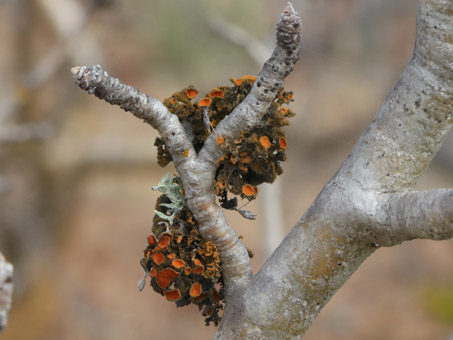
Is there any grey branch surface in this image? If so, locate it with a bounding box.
[71,1,453,339]
[0,253,13,333]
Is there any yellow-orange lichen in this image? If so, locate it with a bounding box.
[158,234,172,248]
[193,265,204,274]
[165,289,182,301]
[185,267,191,275]
[216,135,224,144]
[231,75,256,86]
[167,253,176,259]
[259,136,271,149]
[199,98,212,107]
[190,283,202,297]
[156,268,179,289]
[182,149,190,157]
[153,252,165,265]
[209,89,224,98]
[172,259,185,269]
[279,137,287,149]
[186,88,198,99]
[242,184,256,197]
[148,235,156,245]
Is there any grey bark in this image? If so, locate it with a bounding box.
[0,253,13,333]
[72,1,452,339]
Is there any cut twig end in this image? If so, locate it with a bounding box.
[70,66,81,75]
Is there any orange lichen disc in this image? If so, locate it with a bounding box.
[167,253,176,259]
[149,268,157,277]
[152,252,165,265]
[199,98,212,107]
[176,235,183,244]
[193,265,204,274]
[259,136,271,149]
[231,78,242,86]
[184,267,191,275]
[279,137,287,149]
[147,235,156,245]
[242,184,256,197]
[189,283,202,297]
[216,135,224,144]
[171,259,185,269]
[209,89,224,98]
[165,289,182,301]
[182,149,190,158]
[158,235,172,248]
[186,88,198,99]
[156,268,179,289]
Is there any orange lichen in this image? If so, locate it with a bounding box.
[176,235,183,243]
[165,289,182,301]
[182,149,190,157]
[158,234,172,248]
[148,235,156,245]
[156,268,179,289]
[185,267,191,275]
[193,265,204,274]
[186,88,198,99]
[190,283,202,297]
[242,184,256,197]
[259,136,271,149]
[199,98,212,107]
[216,135,224,144]
[149,268,157,277]
[153,252,165,265]
[172,259,185,269]
[231,75,256,86]
[279,137,287,149]
[167,253,176,259]
[209,89,224,98]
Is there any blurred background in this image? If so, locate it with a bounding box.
[0,0,452,339]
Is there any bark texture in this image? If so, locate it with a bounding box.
[72,1,452,339]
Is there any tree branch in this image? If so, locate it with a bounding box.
[0,253,13,333]
[215,1,453,338]
[198,2,301,168]
[377,189,453,245]
[72,3,301,299]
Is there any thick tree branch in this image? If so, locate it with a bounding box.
[215,1,453,339]
[376,189,453,245]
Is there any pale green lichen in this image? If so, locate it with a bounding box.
[152,173,185,226]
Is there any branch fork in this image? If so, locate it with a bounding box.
[72,2,301,297]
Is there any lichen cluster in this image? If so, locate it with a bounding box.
[156,75,295,207]
[143,76,294,326]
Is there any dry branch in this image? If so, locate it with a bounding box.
[72,3,301,298]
